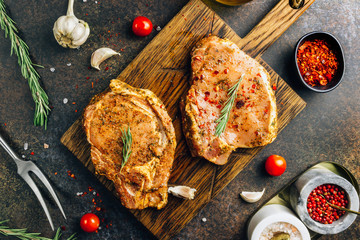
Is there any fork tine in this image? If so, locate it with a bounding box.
[30,165,67,220]
[20,174,54,231]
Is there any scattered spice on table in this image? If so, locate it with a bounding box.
[297,39,338,87]
[67,170,76,179]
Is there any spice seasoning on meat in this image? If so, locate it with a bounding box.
[297,39,338,87]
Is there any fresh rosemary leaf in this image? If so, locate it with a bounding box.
[0,0,50,129]
[215,74,244,137]
[0,219,76,240]
[120,126,132,172]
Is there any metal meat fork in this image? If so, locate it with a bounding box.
[0,135,66,230]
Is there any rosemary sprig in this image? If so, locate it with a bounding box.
[0,220,76,240]
[0,0,50,129]
[120,126,132,172]
[215,74,244,137]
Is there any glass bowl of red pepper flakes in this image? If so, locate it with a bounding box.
[295,31,345,92]
[290,168,359,235]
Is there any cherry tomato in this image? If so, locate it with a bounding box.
[80,213,100,233]
[132,16,153,37]
[265,155,286,176]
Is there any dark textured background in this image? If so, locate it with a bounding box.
[0,0,359,239]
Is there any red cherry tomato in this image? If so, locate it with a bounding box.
[265,155,286,176]
[132,16,153,37]
[80,213,100,233]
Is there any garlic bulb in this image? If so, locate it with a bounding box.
[168,185,196,200]
[53,0,90,48]
[91,48,120,70]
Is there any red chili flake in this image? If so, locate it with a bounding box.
[96,207,101,211]
[250,89,255,93]
[224,69,229,74]
[4,123,6,126]
[194,56,201,61]
[105,67,109,71]
[160,105,164,108]
[72,102,76,105]
[81,192,88,197]
[86,77,90,80]
[54,172,58,175]
[252,84,256,89]
[297,39,338,87]
[216,105,222,109]
[88,186,94,192]
[67,170,76,179]
[213,70,219,75]
[30,152,34,155]
[75,85,78,89]
[88,66,91,70]
[199,124,205,128]
[75,110,78,113]
[61,226,66,231]
[92,82,94,88]
[272,83,277,90]
[85,13,88,16]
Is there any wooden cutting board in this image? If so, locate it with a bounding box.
[61,0,314,239]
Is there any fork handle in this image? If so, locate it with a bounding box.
[0,135,21,162]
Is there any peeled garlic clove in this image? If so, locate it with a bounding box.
[168,185,196,200]
[91,47,120,70]
[240,188,265,203]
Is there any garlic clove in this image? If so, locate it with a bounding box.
[240,188,265,203]
[168,185,197,200]
[72,21,90,46]
[91,47,121,70]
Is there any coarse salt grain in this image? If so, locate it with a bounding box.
[63,98,68,104]
[202,218,207,222]
[22,155,26,159]
[67,63,72,66]
[50,67,55,72]
[156,26,161,31]
[83,0,87,2]
[24,142,28,150]
[93,191,97,195]
[76,192,83,196]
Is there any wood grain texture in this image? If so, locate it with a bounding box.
[60,0,312,239]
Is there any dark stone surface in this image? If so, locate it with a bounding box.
[0,0,359,239]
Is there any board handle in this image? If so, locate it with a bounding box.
[240,0,316,58]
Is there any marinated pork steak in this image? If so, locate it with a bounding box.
[83,79,176,209]
[181,35,277,165]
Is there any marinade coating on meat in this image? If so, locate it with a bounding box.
[84,79,176,209]
[181,35,277,165]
